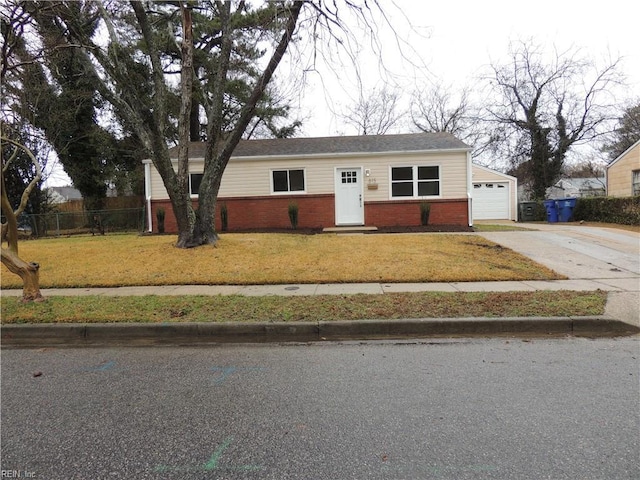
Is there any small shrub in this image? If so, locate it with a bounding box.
[156,207,165,233]
[220,203,228,231]
[288,202,299,230]
[420,202,431,226]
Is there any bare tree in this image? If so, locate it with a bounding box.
[1,135,44,302]
[25,0,306,248]
[485,40,622,199]
[410,82,489,155]
[339,85,404,135]
[8,0,407,249]
[412,83,471,135]
[14,1,396,248]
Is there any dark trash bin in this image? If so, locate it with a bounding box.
[557,198,577,222]
[543,199,558,223]
[519,202,538,222]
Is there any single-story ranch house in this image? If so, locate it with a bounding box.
[143,132,517,233]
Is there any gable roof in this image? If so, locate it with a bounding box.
[167,132,470,159]
[472,163,517,181]
[607,139,640,169]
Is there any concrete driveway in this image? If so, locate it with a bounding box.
[478,224,639,285]
[478,223,640,326]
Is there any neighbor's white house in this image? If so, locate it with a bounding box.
[143,132,516,233]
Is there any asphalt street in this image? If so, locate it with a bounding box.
[2,224,639,347]
[2,338,639,479]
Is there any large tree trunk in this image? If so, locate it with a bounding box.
[173,1,305,249]
[86,1,303,250]
[1,248,44,302]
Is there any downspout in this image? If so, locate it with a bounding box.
[467,151,473,227]
[513,176,519,221]
[144,161,153,232]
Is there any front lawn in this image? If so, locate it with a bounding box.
[0,233,564,288]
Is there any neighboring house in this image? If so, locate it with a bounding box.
[606,139,640,197]
[143,132,480,233]
[46,186,82,204]
[471,164,518,221]
[546,177,606,199]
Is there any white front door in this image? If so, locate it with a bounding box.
[335,167,364,225]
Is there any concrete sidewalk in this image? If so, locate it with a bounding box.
[2,223,638,346]
[0,277,638,298]
[2,281,638,347]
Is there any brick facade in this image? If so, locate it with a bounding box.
[150,196,469,233]
[365,199,469,227]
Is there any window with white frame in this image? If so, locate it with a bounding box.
[190,173,203,195]
[390,165,440,198]
[632,170,640,196]
[272,169,305,193]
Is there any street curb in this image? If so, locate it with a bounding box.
[1,316,638,347]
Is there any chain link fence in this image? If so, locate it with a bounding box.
[17,208,146,237]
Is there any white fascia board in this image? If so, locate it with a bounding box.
[606,139,640,169]
[467,151,473,227]
[144,148,472,165]
[230,148,472,163]
[144,162,153,232]
[153,148,472,164]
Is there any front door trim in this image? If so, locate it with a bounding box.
[334,166,365,225]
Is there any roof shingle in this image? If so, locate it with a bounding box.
[167,132,470,159]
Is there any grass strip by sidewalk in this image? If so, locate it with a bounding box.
[1,291,607,324]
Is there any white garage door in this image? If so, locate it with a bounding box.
[473,182,509,220]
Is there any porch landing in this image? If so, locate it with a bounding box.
[322,226,379,233]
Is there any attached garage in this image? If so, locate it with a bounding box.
[471,164,518,221]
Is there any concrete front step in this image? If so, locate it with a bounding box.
[322,226,378,233]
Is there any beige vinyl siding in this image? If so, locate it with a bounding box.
[472,167,509,183]
[365,152,468,201]
[607,143,640,197]
[220,158,271,196]
[149,164,171,199]
[221,157,337,196]
[147,150,469,200]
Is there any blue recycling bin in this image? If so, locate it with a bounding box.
[543,199,559,223]
[557,198,577,222]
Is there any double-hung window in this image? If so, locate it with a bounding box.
[272,169,305,193]
[391,165,440,198]
[632,170,640,196]
[190,173,203,196]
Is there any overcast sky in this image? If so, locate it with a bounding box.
[44,0,639,187]
[296,0,640,137]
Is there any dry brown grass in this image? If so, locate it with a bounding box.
[1,232,563,288]
[0,291,606,324]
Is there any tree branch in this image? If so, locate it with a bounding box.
[219,0,305,162]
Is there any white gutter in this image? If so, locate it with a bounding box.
[467,151,473,227]
[144,162,153,232]
[513,176,519,222]
[165,148,473,164]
